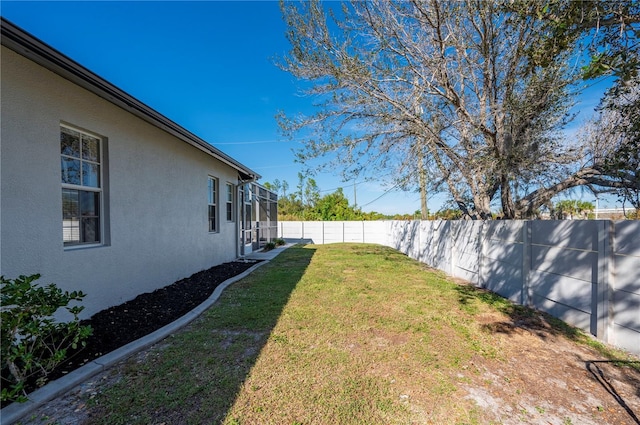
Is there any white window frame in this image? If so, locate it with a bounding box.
[208,176,218,232]
[61,124,104,248]
[225,182,234,222]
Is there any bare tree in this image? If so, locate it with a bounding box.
[277,0,638,218]
[583,77,640,209]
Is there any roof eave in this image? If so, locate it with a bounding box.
[0,17,260,181]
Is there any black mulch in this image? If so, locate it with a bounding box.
[3,259,261,405]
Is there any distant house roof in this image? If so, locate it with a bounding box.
[0,17,260,181]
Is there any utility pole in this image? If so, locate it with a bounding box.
[419,146,428,220]
[413,87,428,221]
[353,180,357,209]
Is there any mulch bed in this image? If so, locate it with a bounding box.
[2,259,261,406]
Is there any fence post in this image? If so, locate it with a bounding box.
[479,221,487,288]
[596,221,614,343]
[418,221,423,262]
[522,221,532,307]
[425,221,430,264]
[450,222,456,276]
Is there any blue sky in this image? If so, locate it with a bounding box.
[1,1,615,214]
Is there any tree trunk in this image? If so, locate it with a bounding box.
[501,174,516,219]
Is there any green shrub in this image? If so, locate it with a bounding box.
[274,238,286,246]
[1,274,92,403]
[263,242,277,251]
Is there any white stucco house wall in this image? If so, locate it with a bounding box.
[0,18,276,319]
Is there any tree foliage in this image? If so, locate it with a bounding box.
[516,0,639,82]
[277,0,640,219]
[266,178,386,220]
[582,77,640,209]
[521,0,639,209]
[553,199,595,219]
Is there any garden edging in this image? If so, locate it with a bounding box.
[1,256,275,425]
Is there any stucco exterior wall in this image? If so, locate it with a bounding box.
[1,46,240,318]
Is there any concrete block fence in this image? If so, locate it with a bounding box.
[279,220,640,356]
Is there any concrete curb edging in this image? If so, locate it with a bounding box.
[1,257,275,425]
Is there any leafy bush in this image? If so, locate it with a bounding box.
[1,274,92,403]
[274,238,286,246]
[263,242,277,251]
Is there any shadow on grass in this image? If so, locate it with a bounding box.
[585,360,640,424]
[86,244,316,425]
[454,284,584,341]
[454,283,640,362]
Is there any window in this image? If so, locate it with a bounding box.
[61,126,102,246]
[208,176,217,232]
[226,183,234,221]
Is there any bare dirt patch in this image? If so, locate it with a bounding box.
[458,316,640,425]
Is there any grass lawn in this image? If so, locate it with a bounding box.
[84,244,637,425]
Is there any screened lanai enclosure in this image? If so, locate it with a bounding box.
[239,182,278,256]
